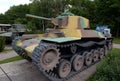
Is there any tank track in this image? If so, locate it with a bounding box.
[12,37,31,61]
[32,40,109,81]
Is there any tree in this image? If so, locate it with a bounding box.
[30,0,66,17]
[0,14,8,23]
[5,4,30,24]
[28,0,68,31]
[95,0,120,37]
[69,0,97,28]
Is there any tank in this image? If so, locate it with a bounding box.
[12,12,113,81]
[12,24,26,36]
[0,24,15,43]
[0,24,26,43]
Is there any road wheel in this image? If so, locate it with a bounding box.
[104,45,108,56]
[99,48,105,59]
[84,52,92,66]
[72,55,83,71]
[108,41,112,50]
[58,60,71,78]
[92,50,99,62]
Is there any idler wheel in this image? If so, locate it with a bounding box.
[58,60,71,78]
[71,55,83,71]
[84,52,92,66]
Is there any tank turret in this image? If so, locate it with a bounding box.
[26,13,90,30]
[26,14,69,27]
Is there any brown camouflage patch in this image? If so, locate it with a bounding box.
[81,29,100,38]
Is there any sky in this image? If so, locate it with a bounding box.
[0,0,31,14]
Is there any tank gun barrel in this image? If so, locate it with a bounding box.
[26,14,52,21]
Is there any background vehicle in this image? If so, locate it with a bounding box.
[0,23,26,43]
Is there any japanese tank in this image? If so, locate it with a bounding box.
[12,11,113,81]
[0,24,26,43]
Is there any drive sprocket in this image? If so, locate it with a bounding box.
[32,43,60,72]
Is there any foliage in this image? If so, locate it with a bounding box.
[0,0,120,36]
[30,0,67,17]
[113,38,120,44]
[0,14,8,23]
[0,56,23,64]
[88,48,120,81]
[4,4,30,24]
[26,21,36,32]
[70,0,96,17]
[0,37,5,52]
[3,49,13,53]
[69,0,96,28]
[94,0,120,37]
[0,37,6,52]
[28,0,68,31]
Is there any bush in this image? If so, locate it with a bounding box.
[0,37,6,52]
[25,30,44,34]
[88,48,120,81]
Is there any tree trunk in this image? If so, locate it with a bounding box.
[116,23,120,37]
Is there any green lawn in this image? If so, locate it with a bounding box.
[0,49,13,54]
[113,38,120,44]
[0,56,23,64]
[2,49,13,53]
[87,48,120,81]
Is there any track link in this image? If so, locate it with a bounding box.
[12,37,31,61]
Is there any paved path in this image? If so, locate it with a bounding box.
[0,60,97,81]
[0,51,18,61]
[0,60,49,81]
[113,44,120,49]
[0,45,18,61]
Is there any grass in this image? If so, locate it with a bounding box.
[0,49,13,54]
[113,37,120,44]
[0,56,23,64]
[2,49,13,53]
[87,48,120,81]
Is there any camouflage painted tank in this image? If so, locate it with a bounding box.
[12,12,113,81]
